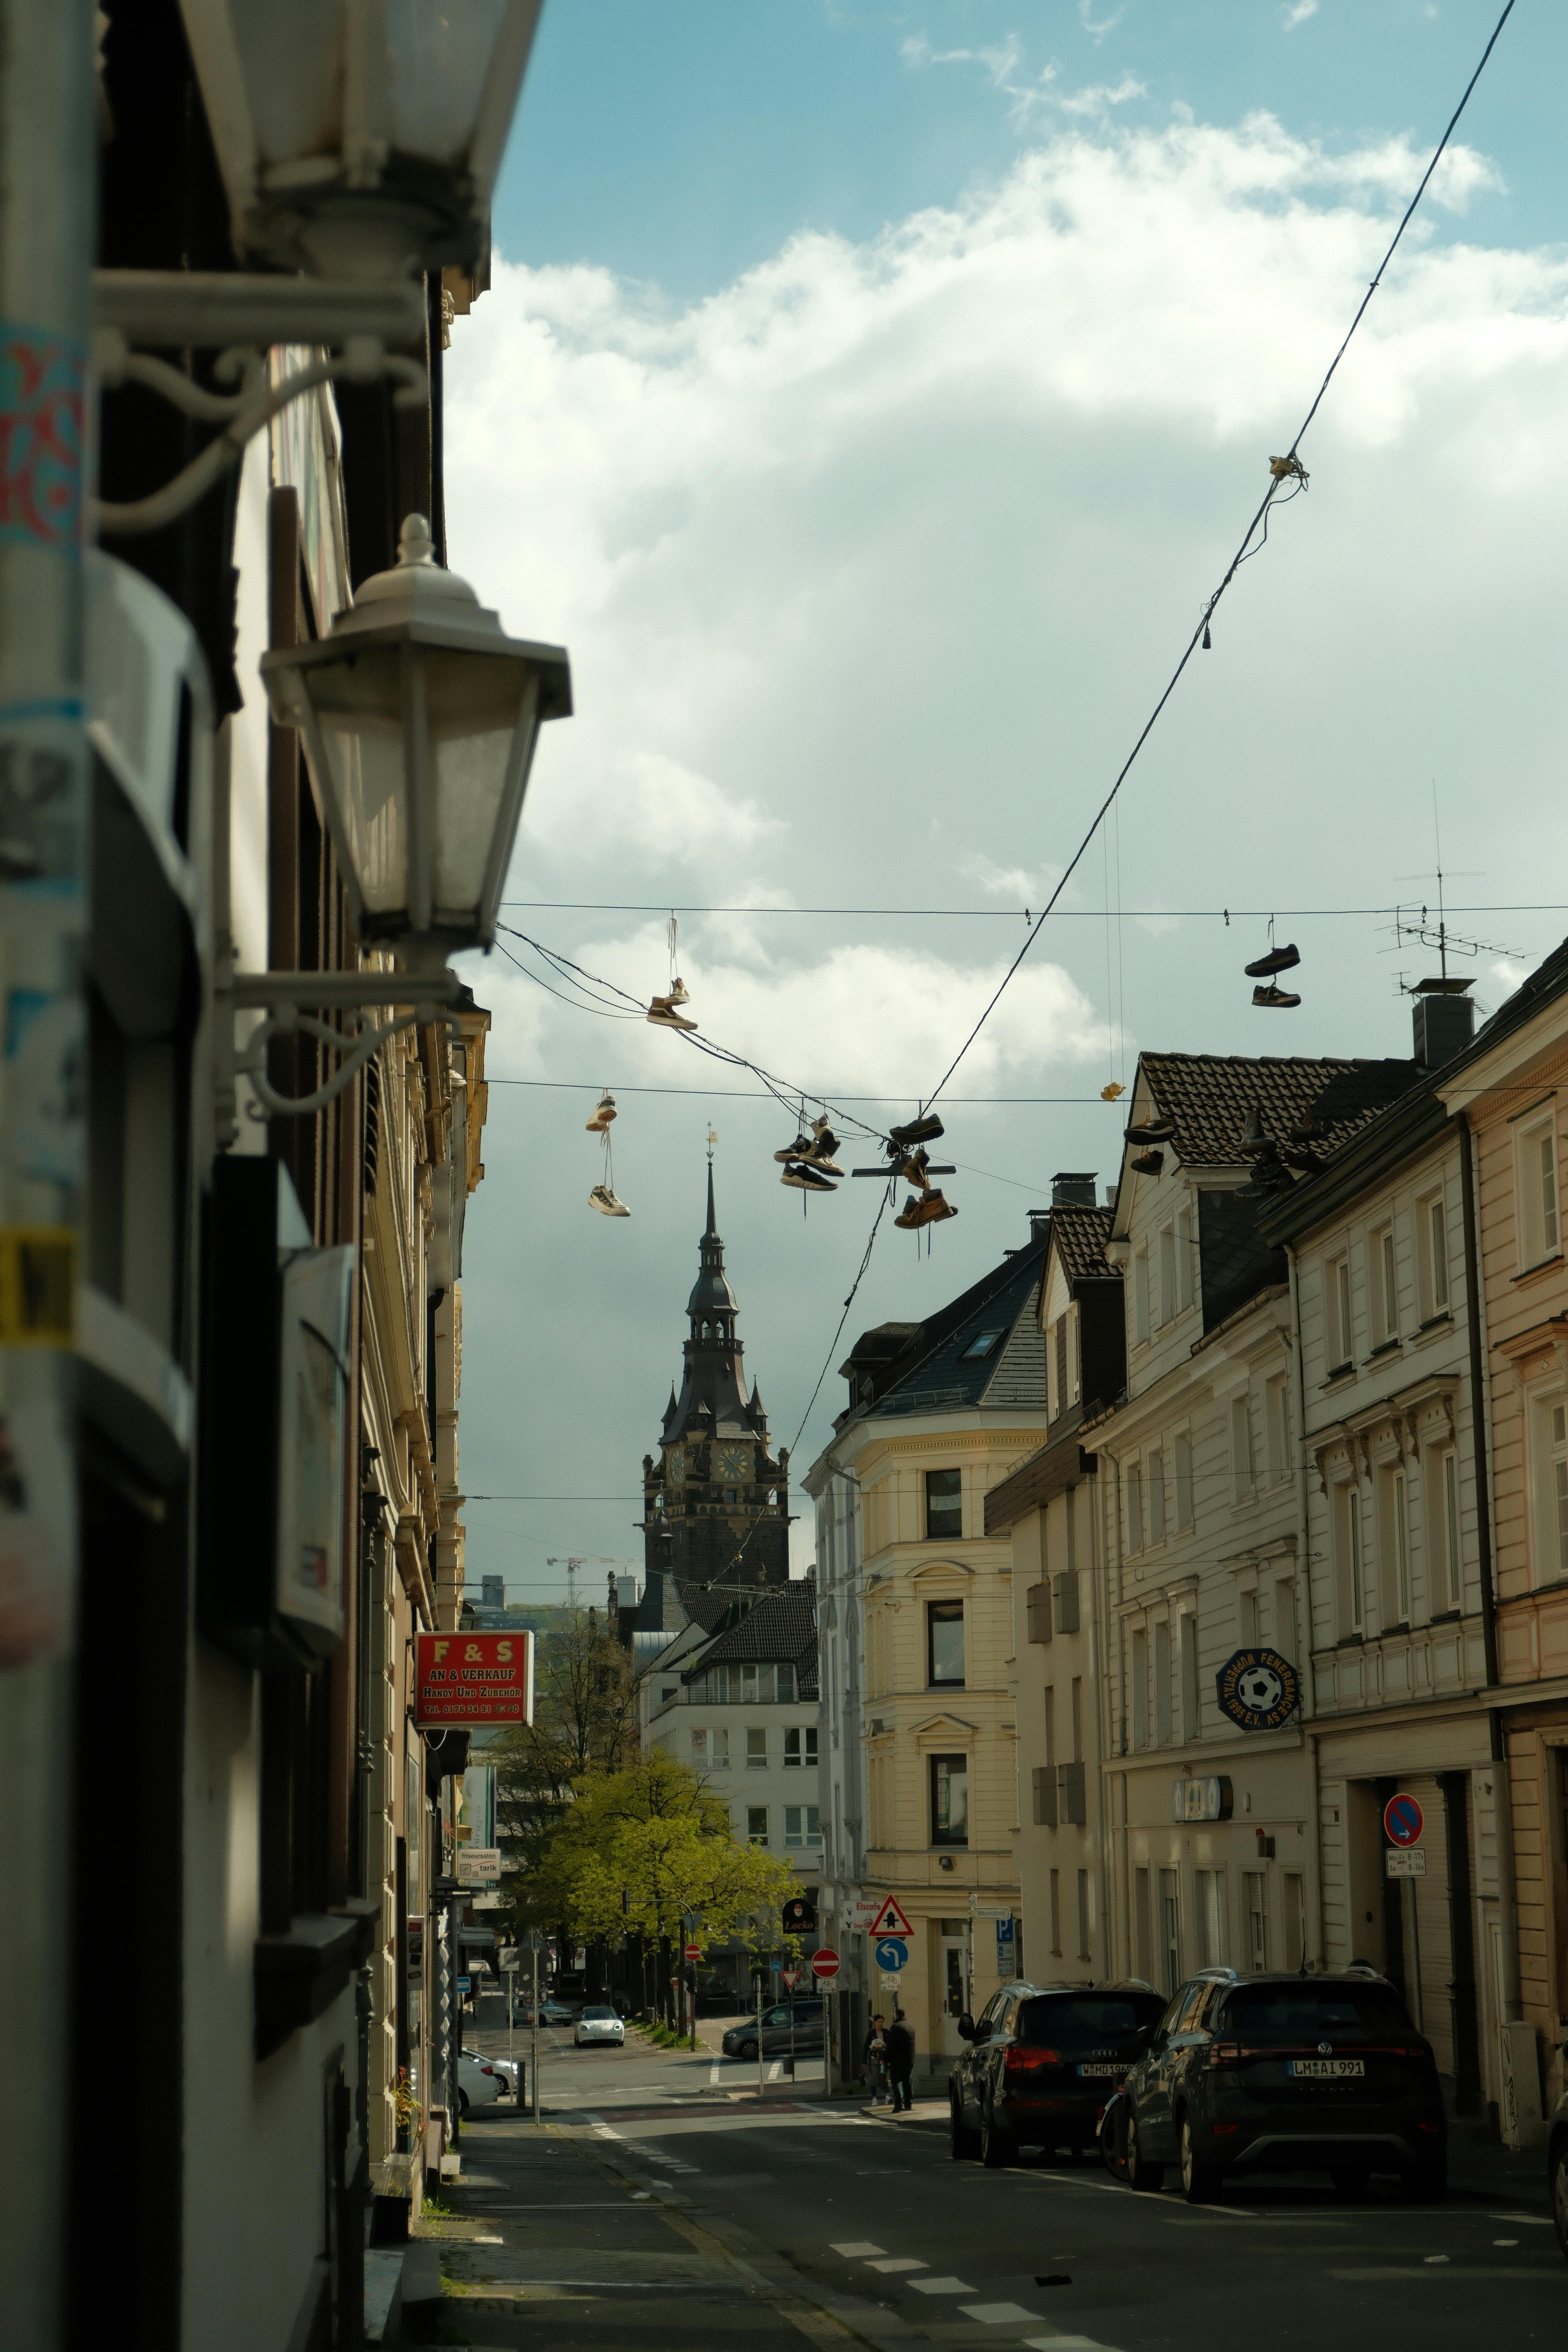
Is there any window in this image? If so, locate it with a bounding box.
[1153,1620,1171,1746]
[1147,1450,1166,1545]
[746,1727,768,1769]
[1519,1117,1561,1269]
[1049,1313,1078,1417]
[1391,1465,1410,1623]
[1339,1484,1364,1633]
[691,1727,708,1766]
[961,1326,1005,1360]
[1158,1224,1176,1325]
[1196,1868,1227,1965]
[1043,1684,1057,1769]
[1326,1252,1352,1370]
[709,1727,730,1769]
[931,1753,968,1847]
[1230,1394,1255,1502]
[1049,1867,1062,1954]
[1532,1398,1568,1586]
[1179,1613,1199,1743]
[1282,1873,1305,1972]
[1265,1378,1289,1484]
[925,1468,963,1540]
[927,1600,965,1686]
[1070,1676,1083,1762]
[1174,1433,1194,1529]
[1133,1247,1150,1344]
[784,1805,821,1848]
[1131,1628,1148,1749]
[1126,1461,1144,1554]
[1238,1585,1259,1645]
[1372,1226,1398,1346]
[1244,1871,1269,1972]
[746,1807,769,1845]
[1077,1869,1092,1961]
[783,1726,817,1768]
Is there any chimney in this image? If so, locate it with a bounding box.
[1412,978,1474,1071]
[616,1574,640,1611]
[1051,1172,1098,1207]
[1027,1209,1051,1245]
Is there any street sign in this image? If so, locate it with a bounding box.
[769,1958,783,1973]
[457,1846,502,1885]
[684,1942,702,1963]
[810,1947,841,1980]
[995,1913,1016,1969]
[873,1937,908,1972]
[1384,1792,1423,1847]
[414,1629,535,1729]
[457,1975,472,1995]
[867,1894,914,1940]
[1386,1849,1428,1879]
[1215,1646,1300,1733]
[781,1965,800,1990]
[848,1898,882,1930]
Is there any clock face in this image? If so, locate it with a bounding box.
[666,1445,686,1486]
[715,1444,751,1480]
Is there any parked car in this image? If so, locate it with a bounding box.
[519,1997,576,2027]
[721,1999,825,2062]
[575,2005,626,2048]
[456,2051,508,2114]
[949,1979,1167,2167]
[1108,1966,1445,2202]
[1548,2068,1568,2259]
[482,2053,521,2096]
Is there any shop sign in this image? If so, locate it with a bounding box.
[415,1629,535,1728]
[1215,1647,1299,1732]
[457,1845,502,1885]
[1171,1775,1234,1823]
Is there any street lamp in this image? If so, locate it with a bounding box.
[261,513,570,958]
[214,513,571,1137]
[178,0,547,278]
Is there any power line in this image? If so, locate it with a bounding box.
[918,0,1518,1116]
[496,897,1568,921]
[483,1078,1118,1102]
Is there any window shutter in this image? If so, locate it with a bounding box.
[1026,1581,1052,1643]
[1058,1760,1087,1825]
[1032,1766,1058,1827]
[1053,1570,1080,1634]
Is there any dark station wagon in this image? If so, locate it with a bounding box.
[949,1979,1168,2167]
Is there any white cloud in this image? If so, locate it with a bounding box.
[1280,0,1319,27]
[1056,75,1147,118]
[1079,1,1125,37]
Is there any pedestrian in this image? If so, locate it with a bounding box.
[861,2012,889,2105]
[886,2010,915,2112]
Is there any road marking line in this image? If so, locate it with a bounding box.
[1486,2212,1553,2226]
[1022,2336,1125,2351]
[865,2258,926,2273]
[907,2276,977,2295]
[829,2241,884,2257]
[961,2303,1043,2324]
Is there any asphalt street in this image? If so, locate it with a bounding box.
[431,2029,1564,2350]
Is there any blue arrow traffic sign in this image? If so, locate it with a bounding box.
[874,1937,908,1972]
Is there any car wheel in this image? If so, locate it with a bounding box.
[950,2087,979,2160]
[1178,2113,1221,2205]
[737,2040,758,2062]
[458,2088,470,2116]
[1330,2165,1370,2200]
[1126,2115,1164,2194]
[1551,2137,1568,2261]
[980,2106,1017,2169]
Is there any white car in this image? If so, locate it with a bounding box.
[574,2005,626,2048]
[456,2051,508,2112]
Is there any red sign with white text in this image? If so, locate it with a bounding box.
[415,1630,535,1729]
[810,1948,841,1980]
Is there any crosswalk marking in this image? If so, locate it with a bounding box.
[961,2303,1042,2324]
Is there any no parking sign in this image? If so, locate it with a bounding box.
[1384,1792,1423,1848]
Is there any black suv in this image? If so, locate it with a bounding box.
[1108,1966,1445,2202]
[950,1979,1168,2167]
[1548,2069,1568,2259]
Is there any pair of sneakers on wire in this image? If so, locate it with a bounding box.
[1245,939,1300,1009]
[586,1091,617,1133]
[779,1115,844,1192]
[647,976,697,1031]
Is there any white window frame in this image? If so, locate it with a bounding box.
[1383,1461,1410,1625]
[1518,1115,1561,1271]
[1174,1430,1194,1529]
[1530,1393,1568,1588]
[1179,1611,1199,1743]
[1153,1619,1172,1746]
[1326,1251,1352,1371]
[1130,1626,1149,1750]
[1265,1377,1289,1484]
[1230,1393,1255,1503]
[746,1726,768,1769]
[1133,1246,1150,1346]
[746,1806,768,1845]
[1147,1448,1166,1546]
[1158,1223,1176,1327]
[1339,1481,1364,1633]
[1372,1225,1398,1347]
[783,1804,821,1849]
[1126,1461,1144,1554]
[1175,1201,1194,1312]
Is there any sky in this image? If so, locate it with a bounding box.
[443,0,1568,1609]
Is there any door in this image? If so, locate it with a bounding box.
[938,1921,970,2059]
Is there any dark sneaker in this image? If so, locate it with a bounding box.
[781,1162,836,1193]
[774,1131,815,1164]
[1251,983,1301,1008]
[648,995,698,1030]
[889,1113,945,1149]
[1244,943,1301,979]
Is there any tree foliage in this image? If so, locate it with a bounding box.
[487,1608,641,1934]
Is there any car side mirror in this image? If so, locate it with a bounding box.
[957,2013,976,2041]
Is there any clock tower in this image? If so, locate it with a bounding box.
[640,1165,790,1592]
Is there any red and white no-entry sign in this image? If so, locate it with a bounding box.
[683,1942,702,1963]
[810,1947,841,1980]
[780,1965,800,1990]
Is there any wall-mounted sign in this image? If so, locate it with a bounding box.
[1171,1775,1234,1823]
[1215,1647,1300,1733]
[1386,1850,1427,1879]
[415,1630,535,1729]
[457,1845,502,1885]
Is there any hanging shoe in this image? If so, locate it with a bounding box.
[1124,1117,1175,1144]
[1251,983,1300,1009]
[586,1090,617,1133]
[589,1184,631,1217]
[1131,1150,1164,1176]
[911,1189,957,1227]
[1236,1104,1269,1158]
[894,1193,924,1230]
[666,977,691,1006]
[781,1161,836,1193]
[1244,943,1301,979]
[648,994,698,1031]
[774,1130,815,1164]
[889,1113,945,1150]
[805,1118,845,1178]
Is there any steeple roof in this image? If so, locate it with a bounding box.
[664,1168,762,1444]
[686,1162,738,1317]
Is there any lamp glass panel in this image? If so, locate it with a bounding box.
[227,0,345,166]
[387,0,508,159]
[425,647,534,916]
[299,645,411,920]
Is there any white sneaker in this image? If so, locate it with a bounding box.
[589,1184,631,1217]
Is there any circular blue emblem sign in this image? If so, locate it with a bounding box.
[1215,1646,1299,1732]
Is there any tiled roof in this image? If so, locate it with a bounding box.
[1051,1202,1117,1283]
[864,1237,1049,1420]
[1141,1053,1417,1169]
[683,1584,817,1677]
[622,1572,732,1639]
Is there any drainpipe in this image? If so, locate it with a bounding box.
[0,6,94,2346]
[1283,1248,1327,1971]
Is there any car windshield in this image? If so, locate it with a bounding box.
[1015,1993,1166,2050]
[1220,1983,1411,2038]
[583,2007,617,2020]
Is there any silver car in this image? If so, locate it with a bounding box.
[574,2004,626,2049]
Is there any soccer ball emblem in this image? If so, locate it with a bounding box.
[1237,1663,1284,1713]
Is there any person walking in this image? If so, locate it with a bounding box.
[886,2010,915,2113]
[861,2013,889,2105]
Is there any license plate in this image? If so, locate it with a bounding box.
[1287,2058,1364,2079]
[1076,2062,1124,2078]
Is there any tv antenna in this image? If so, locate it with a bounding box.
[1384,784,1521,990]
